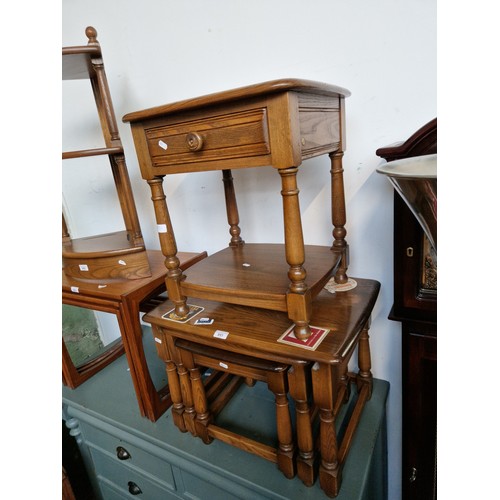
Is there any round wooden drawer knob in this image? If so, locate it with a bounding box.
[186,132,204,151]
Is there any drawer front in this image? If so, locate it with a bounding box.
[145,107,270,171]
[179,469,251,500]
[81,422,176,486]
[92,449,177,498]
[98,480,130,500]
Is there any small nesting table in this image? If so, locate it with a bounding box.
[63,249,206,421]
[123,79,351,340]
[144,277,380,497]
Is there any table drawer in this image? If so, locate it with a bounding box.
[145,107,270,171]
[81,422,176,486]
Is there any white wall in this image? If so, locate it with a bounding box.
[63,2,436,499]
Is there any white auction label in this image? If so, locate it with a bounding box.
[213,330,229,339]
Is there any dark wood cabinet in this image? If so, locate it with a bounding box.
[376,118,437,500]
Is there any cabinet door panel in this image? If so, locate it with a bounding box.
[403,328,436,500]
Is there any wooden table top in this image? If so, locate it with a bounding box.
[62,250,207,300]
[144,277,380,365]
[123,78,351,123]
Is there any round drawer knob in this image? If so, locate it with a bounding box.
[128,481,143,495]
[116,446,131,460]
[186,132,204,151]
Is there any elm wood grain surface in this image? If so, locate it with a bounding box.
[62,249,207,422]
[63,26,150,280]
[123,79,351,340]
[143,278,380,497]
[181,244,342,312]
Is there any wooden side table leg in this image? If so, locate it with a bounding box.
[330,151,349,284]
[166,335,196,435]
[166,359,187,432]
[118,303,149,419]
[357,320,373,399]
[288,363,315,486]
[338,360,351,407]
[178,362,197,435]
[121,300,169,421]
[147,177,190,319]
[312,362,341,497]
[222,169,244,247]
[278,166,312,340]
[152,328,186,432]
[268,370,295,479]
[179,349,213,444]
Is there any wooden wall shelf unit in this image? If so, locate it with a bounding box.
[376,118,437,500]
[123,79,351,342]
[62,26,150,281]
[62,27,208,421]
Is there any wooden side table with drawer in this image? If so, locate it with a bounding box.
[123,79,351,341]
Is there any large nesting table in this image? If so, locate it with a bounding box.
[144,277,380,497]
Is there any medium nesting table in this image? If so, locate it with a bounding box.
[144,277,380,497]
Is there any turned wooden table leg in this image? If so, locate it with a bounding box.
[279,166,312,340]
[333,360,351,416]
[165,334,196,436]
[267,370,295,479]
[148,177,190,319]
[152,327,186,432]
[330,151,349,284]
[179,349,213,444]
[222,169,244,247]
[312,361,341,498]
[357,319,373,399]
[110,153,145,247]
[288,363,315,486]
